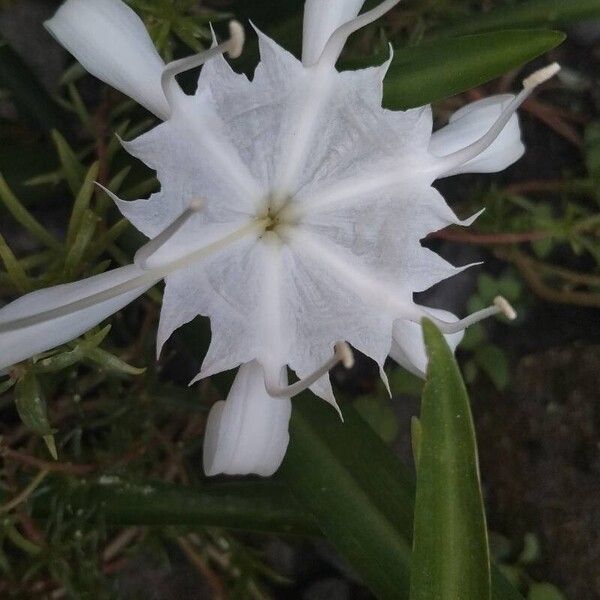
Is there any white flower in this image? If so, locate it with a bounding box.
[0,0,557,476]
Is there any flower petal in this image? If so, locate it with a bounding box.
[302,0,365,65]
[0,265,152,371]
[203,361,292,477]
[45,0,169,119]
[429,94,524,176]
[389,307,464,377]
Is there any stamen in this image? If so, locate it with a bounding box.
[318,0,401,67]
[433,63,560,176]
[161,20,245,111]
[421,296,517,335]
[0,217,266,334]
[265,342,354,398]
[134,199,204,269]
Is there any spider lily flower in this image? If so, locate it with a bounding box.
[0,0,557,476]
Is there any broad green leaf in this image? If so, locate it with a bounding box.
[436,0,600,37]
[280,397,522,600]
[353,395,399,443]
[347,29,565,109]
[410,320,490,600]
[410,416,422,468]
[14,372,57,460]
[0,41,66,131]
[33,478,319,537]
[280,396,414,599]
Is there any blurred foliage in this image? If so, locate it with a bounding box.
[125,0,229,60]
[0,0,598,596]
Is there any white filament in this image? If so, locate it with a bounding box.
[0,217,266,334]
[433,63,560,176]
[265,342,354,398]
[318,0,401,66]
[420,296,517,334]
[134,199,204,269]
[161,20,245,111]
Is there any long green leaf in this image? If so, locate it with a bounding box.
[279,397,523,600]
[0,232,32,293]
[32,478,319,537]
[281,396,414,599]
[51,130,86,196]
[410,319,490,600]
[347,29,564,109]
[0,174,61,250]
[67,162,99,246]
[436,0,600,37]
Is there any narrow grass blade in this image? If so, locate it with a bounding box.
[0,174,60,250]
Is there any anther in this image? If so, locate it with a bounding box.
[523,62,560,90]
[161,20,246,110]
[493,296,517,320]
[318,0,401,67]
[265,342,354,398]
[434,63,561,175]
[134,199,205,269]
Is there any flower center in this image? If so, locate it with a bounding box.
[259,194,296,238]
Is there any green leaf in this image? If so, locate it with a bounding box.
[51,130,86,196]
[527,583,566,600]
[14,372,57,459]
[410,416,422,468]
[33,478,319,537]
[349,29,565,109]
[280,396,521,600]
[353,395,399,443]
[474,344,510,390]
[66,162,99,246]
[0,173,61,250]
[64,210,98,277]
[435,0,600,37]
[0,232,32,293]
[410,319,491,600]
[280,398,414,599]
[82,346,146,376]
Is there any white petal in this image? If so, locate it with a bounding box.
[302,0,365,65]
[45,0,169,119]
[203,361,292,477]
[389,307,464,377]
[429,94,524,176]
[0,265,152,371]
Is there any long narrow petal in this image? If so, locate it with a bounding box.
[389,307,464,377]
[45,0,169,119]
[203,361,292,477]
[429,95,524,177]
[302,0,364,66]
[0,265,152,371]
